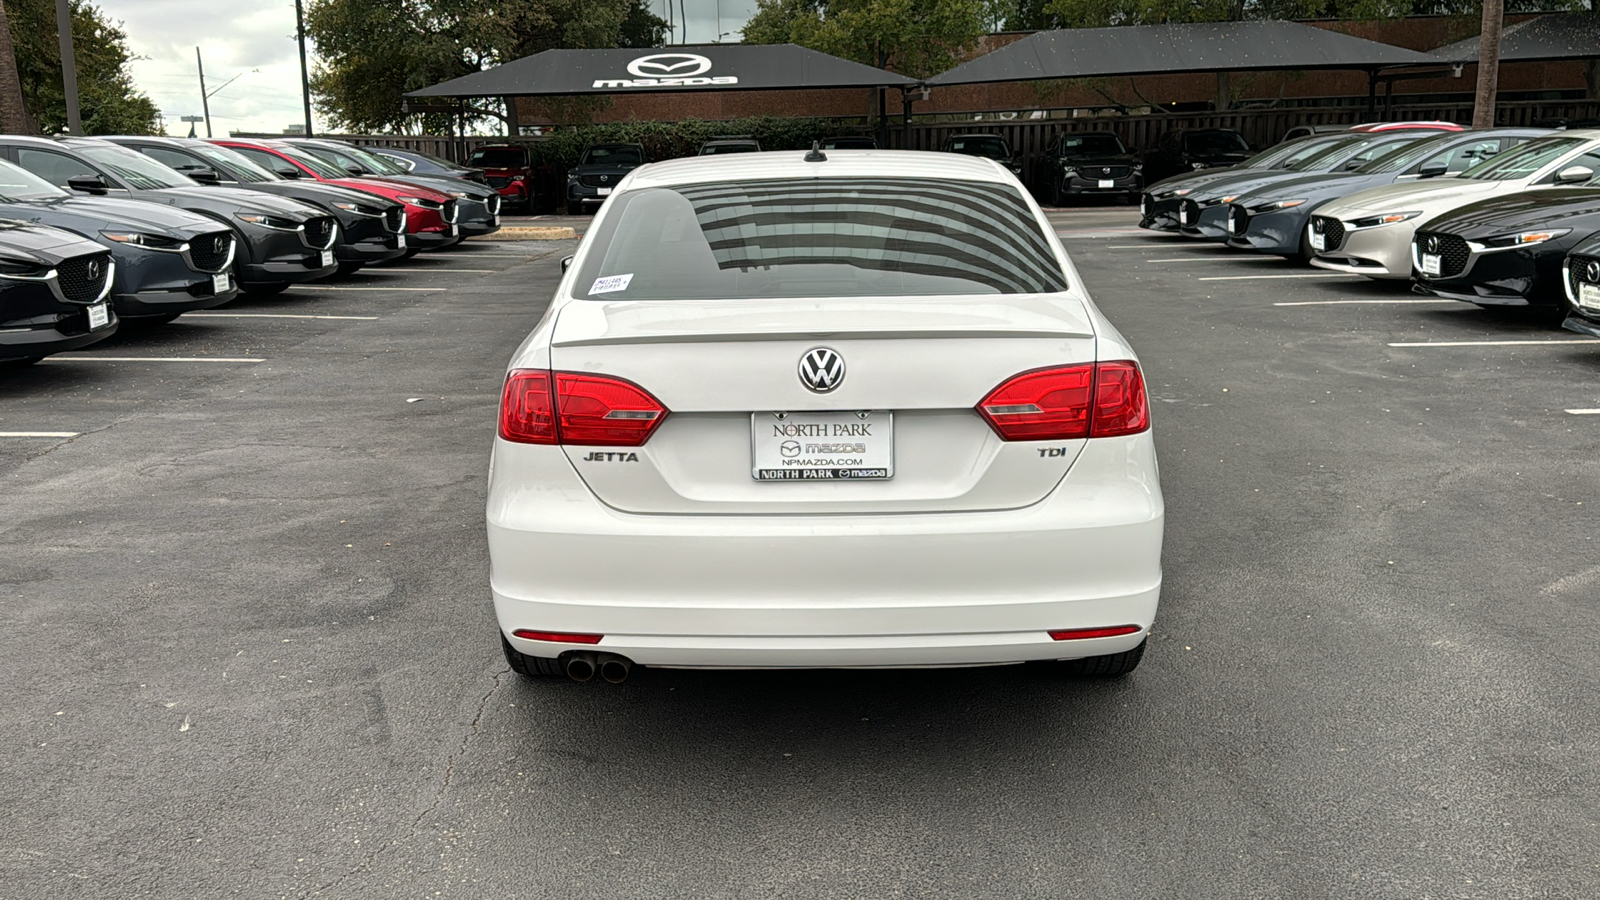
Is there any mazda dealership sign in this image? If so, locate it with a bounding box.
[593,53,739,89]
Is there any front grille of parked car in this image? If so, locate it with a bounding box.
[485,193,502,216]
[580,174,616,188]
[1081,165,1131,179]
[1416,231,1471,278]
[442,199,459,224]
[1569,255,1600,296]
[383,206,404,233]
[1227,204,1249,236]
[487,175,512,188]
[304,216,337,249]
[187,231,233,273]
[1179,198,1200,226]
[55,251,112,303]
[1311,216,1346,251]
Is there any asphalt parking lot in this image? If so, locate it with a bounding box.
[3,211,1598,899]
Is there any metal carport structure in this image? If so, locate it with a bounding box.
[1430,13,1600,65]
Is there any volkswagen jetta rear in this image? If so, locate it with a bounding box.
[489,152,1164,678]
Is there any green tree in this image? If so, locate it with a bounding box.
[742,0,986,80]
[2,0,157,134]
[305,0,666,134]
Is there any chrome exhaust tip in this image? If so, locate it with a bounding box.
[598,654,632,685]
[564,652,597,682]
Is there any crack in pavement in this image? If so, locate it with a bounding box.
[293,666,512,899]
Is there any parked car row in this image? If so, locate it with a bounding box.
[0,134,499,367]
[1138,126,1600,337]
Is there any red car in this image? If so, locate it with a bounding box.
[465,145,535,213]
[211,138,463,252]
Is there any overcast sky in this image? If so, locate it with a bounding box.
[111,0,760,137]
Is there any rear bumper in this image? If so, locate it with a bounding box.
[488,433,1164,669]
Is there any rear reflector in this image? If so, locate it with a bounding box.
[498,369,669,446]
[1048,625,1142,641]
[977,360,1149,442]
[512,629,603,644]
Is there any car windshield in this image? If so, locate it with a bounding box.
[1285,136,1380,172]
[1185,131,1249,154]
[700,143,759,155]
[275,145,348,180]
[574,177,1068,301]
[1058,134,1126,156]
[468,148,528,168]
[188,143,277,183]
[300,143,371,174]
[0,159,68,201]
[945,137,1011,159]
[580,145,644,166]
[80,145,193,189]
[405,149,461,168]
[1458,136,1583,180]
[1355,135,1460,174]
[344,146,407,175]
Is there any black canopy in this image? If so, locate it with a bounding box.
[926,21,1437,87]
[1431,13,1600,64]
[408,44,916,98]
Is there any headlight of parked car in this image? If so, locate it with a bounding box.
[1475,228,1570,251]
[100,231,184,249]
[1350,211,1421,229]
[396,195,444,210]
[235,213,299,230]
[330,201,383,216]
[1247,199,1307,213]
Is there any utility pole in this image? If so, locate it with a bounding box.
[295,0,314,137]
[55,0,81,133]
[196,47,212,138]
[1472,0,1504,128]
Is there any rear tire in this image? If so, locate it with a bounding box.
[501,633,565,679]
[1058,638,1146,677]
[241,281,290,296]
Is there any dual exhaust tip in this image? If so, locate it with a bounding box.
[565,651,631,684]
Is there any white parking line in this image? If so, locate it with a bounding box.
[1146,257,1270,263]
[1199,273,1364,281]
[307,286,446,292]
[1274,299,1460,306]
[1056,230,1148,239]
[367,268,495,274]
[1104,244,1165,249]
[0,431,78,438]
[47,356,265,363]
[1387,339,1600,348]
[186,313,379,320]
[1565,409,1600,415]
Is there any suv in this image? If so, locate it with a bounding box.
[698,138,762,155]
[1034,131,1142,205]
[940,134,1022,178]
[566,144,647,214]
[0,221,117,364]
[1142,129,1252,183]
[465,145,536,212]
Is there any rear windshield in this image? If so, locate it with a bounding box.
[574,178,1067,300]
[945,136,1011,159]
[468,148,528,168]
[700,142,760,155]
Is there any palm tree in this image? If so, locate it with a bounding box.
[0,0,31,134]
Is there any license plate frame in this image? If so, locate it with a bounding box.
[1179,208,1190,225]
[1310,231,1326,251]
[319,249,334,268]
[396,232,406,249]
[86,302,109,330]
[597,187,613,196]
[1580,281,1600,311]
[211,272,230,294]
[751,411,893,481]
[1420,252,1441,276]
[1097,178,1114,188]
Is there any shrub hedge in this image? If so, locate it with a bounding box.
[529,116,874,170]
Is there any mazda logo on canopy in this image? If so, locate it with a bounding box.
[627,53,713,78]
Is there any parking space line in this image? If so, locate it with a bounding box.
[0,431,78,438]
[1104,244,1166,249]
[1146,257,1272,263]
[308,286,446,292]
[1274,299,1459,306]
[1387,339,1600,348]
[1199,273,1363,281]
[47,356,265,363]
[1564,409,1600,415]
[186,313,379,320]
[367,268,496,274]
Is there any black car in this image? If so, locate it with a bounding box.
[566,144,647,213]
[941,134,1022,178]
[1561,237,1600,336]
[0,158,237,321]
[1412,185,1600,308]
[371,147,487,184]
[1142,128,1252,184]
[0,220,117,364]
[820,136,877,150]
[1034,131,1142,205]
[102,136,407,276]
[287,139,501,238]
[0,136,338,295]
[698,138,762,155]
[1140,133,1355,232]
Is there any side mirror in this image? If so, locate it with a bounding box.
[184,166,220,185]
[66,173,108,194]
[1555,165,1594,185]
[273,165,302,179]
[1418,162,1449,178]
[560,255,574,273]
[344,165,366,176]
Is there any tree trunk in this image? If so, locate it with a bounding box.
[0,0,33,134]
[1472,0,1504,128]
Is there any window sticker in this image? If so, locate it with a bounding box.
[589,274,633,294]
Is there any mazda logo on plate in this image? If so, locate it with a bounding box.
[627,53,713,79]
[1588,260,1600,282]
[798,348,844,393]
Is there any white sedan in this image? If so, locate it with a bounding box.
[487,150,1163,683]
[1309,131,1600,279]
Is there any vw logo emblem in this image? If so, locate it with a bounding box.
[798,347,844,394]
[1425,235,1440,253]
[86,259,101,281]
[1588,260,1600,283]
[626,53,713,79]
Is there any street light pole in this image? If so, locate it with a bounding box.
[196,47,212,138]
[295,0,314,137]
[54,0,80,133]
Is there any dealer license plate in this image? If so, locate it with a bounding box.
[491,215,500,226]
[449,224,459,237]
[320,250,334,268]
[212,273,230,294]
[752,411,892,481]
[395,233,406,249]
[1420,252,1441,276]
[1179,207,1190,225]
[86,302,109,330]
[597,187,612,196]
[1098,179,1114,188]
[1310,231,1325,251]
[1580,282,1600,311]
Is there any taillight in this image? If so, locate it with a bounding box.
[512,629,603,644]
[977,361,1149,441]
[1048,625,1142,641]
[498,369,668,447]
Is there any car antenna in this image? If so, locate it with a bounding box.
[804,140,827,163]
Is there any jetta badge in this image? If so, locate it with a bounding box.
[798,348,844,393]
